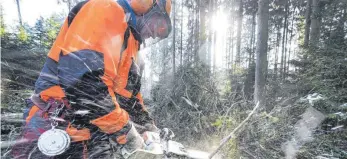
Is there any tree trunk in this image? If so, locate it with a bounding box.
[249,12,256,68]
[281,0,288,80]
[304,0,312,48]
[180,0,183,66]
[229,2,235,73]
[340,2,347,44]
[284,12,289,79]
[236,0,243,66]
[213,31,217,72]
[309,0,322,47]
[192,4,195,61]
[231,34,234,74]
[15,0,22,26]
[172,0,176,77]
[211,0,217,72]
[200,1,207,64]
[195,0,200,62]
[274,26,280,80]
[252,15,256,60]
[254,0,269,108]
[287,8,295,76]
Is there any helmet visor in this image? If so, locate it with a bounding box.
[140,1,172,40]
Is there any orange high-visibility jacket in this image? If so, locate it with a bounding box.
[26,0,150,143]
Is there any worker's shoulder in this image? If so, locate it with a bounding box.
[86,0,125,14]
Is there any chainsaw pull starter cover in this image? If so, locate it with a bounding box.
[37,128,71,156]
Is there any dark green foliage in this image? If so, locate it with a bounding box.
[1,15,62,51]
[293,45,347,103]
[32,17,46,49]
[1,24,33,50]
[291,0,347,103]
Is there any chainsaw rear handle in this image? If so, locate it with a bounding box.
[160,128,175,141]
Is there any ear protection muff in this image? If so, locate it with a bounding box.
[158,0,171,16]
[130,0,155,15]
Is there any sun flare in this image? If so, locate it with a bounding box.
[212,10,229,35]
[211,9,230,69]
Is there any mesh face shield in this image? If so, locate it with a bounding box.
[137,0,172,40]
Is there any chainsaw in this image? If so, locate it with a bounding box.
[37,124,209,159]
[123,126,210,159]
[121,123,209,159]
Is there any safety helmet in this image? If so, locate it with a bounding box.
[131,0,171,15]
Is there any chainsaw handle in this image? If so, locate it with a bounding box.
[160,128,175,141]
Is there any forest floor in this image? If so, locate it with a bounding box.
[1,49,347,159]
[1,49,45,112]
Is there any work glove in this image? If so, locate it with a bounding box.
[124,123,144,150]
[110,123,144,159]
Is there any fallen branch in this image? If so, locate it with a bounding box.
[208,102,260,159]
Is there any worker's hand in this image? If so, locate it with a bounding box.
[110,123,144,158]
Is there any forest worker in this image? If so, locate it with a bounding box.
[11,0,172,158]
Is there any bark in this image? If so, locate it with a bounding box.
[249,12,256,68]
[304,0,312,48]
[180,0,183,66]
[244,63,255,100]
[341,2,347,43]
[195,0,200,61]
[236,0,243,65]
[172,0,176,76]
[309,0,323,47]
[226,28,230,69]
[281,0,289,80]
[190,10,194,62]
[213,31,217,72]
[229,2,236,73]
[211,0,217,72]
[207,0,214,71]
[284,16,289,78]
[251,16,256,60]
[287,49,291,76]
[274,26,280,80]
[231,33,234,73]
[15,0,22,26]
[287,8,295,76]
[254,0,269,108]
[200,1,207,64]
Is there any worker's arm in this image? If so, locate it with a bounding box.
[116,92,154,126]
